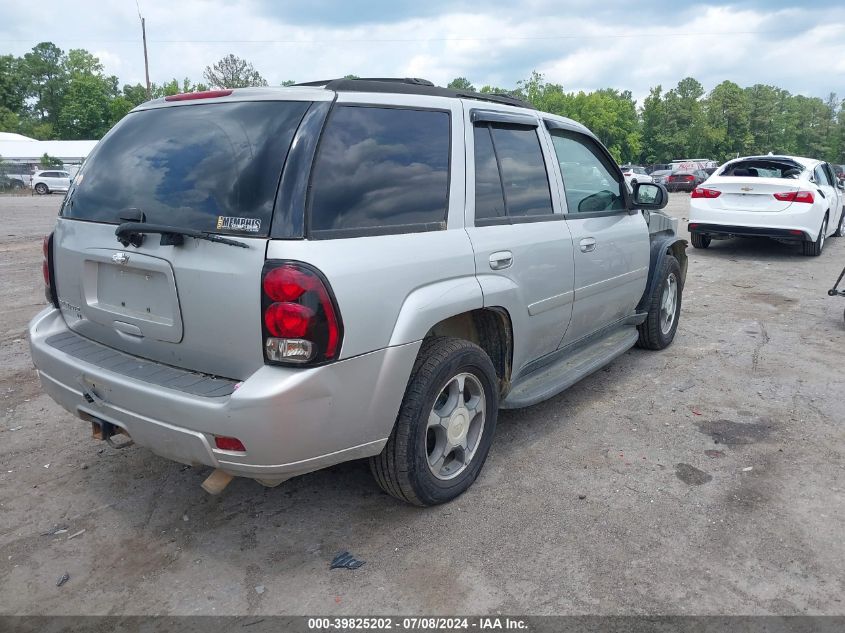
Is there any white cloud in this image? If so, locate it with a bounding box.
[0,0,842,101]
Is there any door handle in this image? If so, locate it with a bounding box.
[579,237,597,253]
[489,251,513,270]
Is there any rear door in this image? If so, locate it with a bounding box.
[544,123,649,347]
[463,106,575,374]
[53,98,315,380]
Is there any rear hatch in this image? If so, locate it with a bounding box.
[54,97,312,380]
[702,176,801,212]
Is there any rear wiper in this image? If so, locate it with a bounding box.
[115,222,249,249]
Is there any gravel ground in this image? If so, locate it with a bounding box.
[1,193,843,616]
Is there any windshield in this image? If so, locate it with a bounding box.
[61,100,310,237]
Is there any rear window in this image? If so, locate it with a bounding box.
[308,106,450,237]
[62,100,311,236]
[721,160,802,179]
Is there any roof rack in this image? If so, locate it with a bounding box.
[293,77,535,110]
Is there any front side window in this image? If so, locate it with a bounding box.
[549,130,625,214]
[308,106,450,236]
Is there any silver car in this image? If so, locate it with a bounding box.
[29,79,686,505]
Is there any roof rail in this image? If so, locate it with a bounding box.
[292,77,535,110]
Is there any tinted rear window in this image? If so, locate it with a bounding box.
[308,106,450,237]
[62,101,310,236]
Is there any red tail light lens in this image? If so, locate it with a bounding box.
[261,261,342,365]
[691,188,721,199]
[214,436,246,452]
[773,191,814,203]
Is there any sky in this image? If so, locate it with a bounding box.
[1,0,843,105]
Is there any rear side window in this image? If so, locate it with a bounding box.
[62,101,310,237]
[308,106,450,237]
[473,123,553,223]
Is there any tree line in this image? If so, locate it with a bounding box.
[1,42,843,166]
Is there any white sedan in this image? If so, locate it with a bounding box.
[31,170,71,195]
[687,155,845,256]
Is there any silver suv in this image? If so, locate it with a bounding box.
[29,78,686,506]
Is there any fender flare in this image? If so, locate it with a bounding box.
[637,233,688,311]
[387,276,485,347]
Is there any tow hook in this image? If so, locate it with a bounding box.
[90,417,134,449]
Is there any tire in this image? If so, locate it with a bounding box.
[690,232,711,249]
[636,254,683,350]
[802,215,827,257]
[370,336,499,506]
[34,183,48,195]
[833,208,845,238]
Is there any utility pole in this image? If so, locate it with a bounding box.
[137,2,151,100]
[141,17,151,100]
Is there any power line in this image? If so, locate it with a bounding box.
[0,29,805,45]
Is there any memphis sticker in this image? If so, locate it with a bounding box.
[216,216,261,233]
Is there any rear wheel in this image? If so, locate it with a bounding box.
[34,183,48,195]
[637,255,683,350]
[802,215,828,256]
[833,208,845,238]
[690,232,711,249]
[370,337,498,506]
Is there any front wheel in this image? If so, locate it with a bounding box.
[370,337,499,506]
[636,254,683,350]
[34,183,48,195]
[833,208,845,238]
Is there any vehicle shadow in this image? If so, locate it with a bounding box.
[689,235,826,261]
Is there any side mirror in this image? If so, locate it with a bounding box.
[632,182,668,210]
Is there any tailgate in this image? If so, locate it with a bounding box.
[54,219,268,380]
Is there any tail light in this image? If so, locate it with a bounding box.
[684,175,694,181]
[42,233,59,308]
[261,261,342,365]
[773,191,814,203]
[214,436,246,452]
[691,188,721,199]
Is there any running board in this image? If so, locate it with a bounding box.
[501,326,639,409]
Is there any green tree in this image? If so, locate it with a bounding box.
[40,153,63,168]
[203,54,268,88]
[447,77,475,92]
[55,49,119,138]
[281,80,297,86]
[22,42,66,124]
[0,54,27,114]
[705,81,751,161]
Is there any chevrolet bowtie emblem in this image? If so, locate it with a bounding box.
[740,186,753,192]
[112,252,130,265]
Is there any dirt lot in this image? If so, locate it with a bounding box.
[1,193,843,616]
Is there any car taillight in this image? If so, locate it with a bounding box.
[773,191,814,203]
[691,188,721,199]
[42,232,59,308]
[684,175,694,181]
[261,261,342,365]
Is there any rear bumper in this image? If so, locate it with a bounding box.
[688,223,808,241]
[689,201,823,241]
[28,308,420,482]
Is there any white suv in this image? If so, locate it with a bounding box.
[32,170,71,195]
[29,78,685,505]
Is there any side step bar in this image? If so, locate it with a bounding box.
[501,326,639,409]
